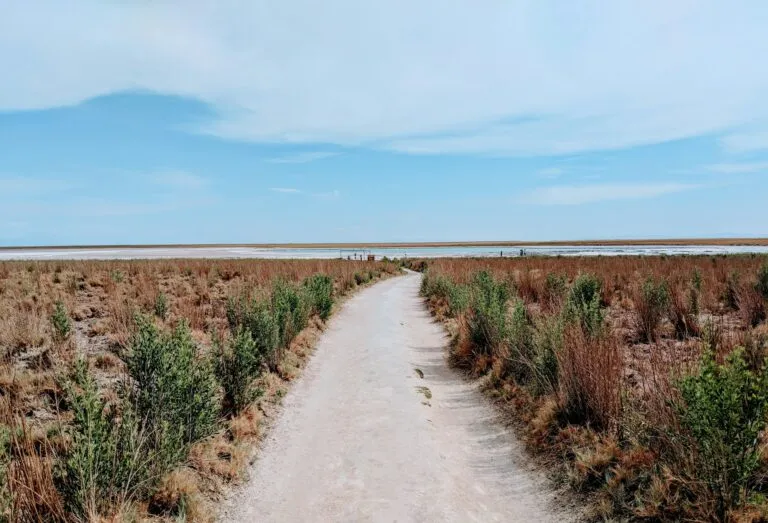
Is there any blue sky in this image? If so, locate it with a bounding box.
[1,1,768,245]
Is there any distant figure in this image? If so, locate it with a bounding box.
[500,250,503,257]
[520,248,524,257]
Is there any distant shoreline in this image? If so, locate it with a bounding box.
[1,238,768,251]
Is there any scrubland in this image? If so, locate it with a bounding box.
[416,255,768,522]
[0,258,396,522]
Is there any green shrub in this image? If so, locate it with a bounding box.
[544,272,568,307]
[530,316,563,396]
[420,273,469,317]
[304,274,334,321]
[468,271,510,354]
[506,299,534,382]
[226,295,245,331]
[271,279,310,348]
[565,274,604,337]
[757,261,768,301]
[0,425,9,515]
[447,283,470,316]
[635,277,670,343]
[354,272,370,286]
[154,292,168,320]
[126,318,219,457]
[689,268,703,315]
[215,328,264,415]
[677,347,768,519]
[59,360,154,517]
[724,271,740,310]
[50,300,72,341]
[226,297,280,366]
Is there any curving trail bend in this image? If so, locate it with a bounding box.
[223,271,578,522]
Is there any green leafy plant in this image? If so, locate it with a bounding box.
[530,315,563,396]
[126,318,219,460]
[468,271,510,354]
[564,274,604,337]
[635,277,670,343]
[543,272,568,309]
[506,298,534,382]
[757,260,768,301]
[677,347,768,520]
[59,359,153,518]
[304,274,334,321]
[689,268,703,315]
[271,279,310,349]
[50,300,72,342]
[154,292,168,320]
[215,328,265,415]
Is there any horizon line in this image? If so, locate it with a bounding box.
[2,237,768,251]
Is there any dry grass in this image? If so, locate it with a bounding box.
[416,254,768,521]
[0,258,398,522]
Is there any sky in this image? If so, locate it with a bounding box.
[1,1,768,246]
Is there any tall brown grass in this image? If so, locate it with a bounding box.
[0,258,398,522]
[558,327,622,432]
[416,254,768,521]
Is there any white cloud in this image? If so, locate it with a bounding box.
[266,152,339,164]
[706,162,768,174]
[151,170,207,189]
[313,189,341,200]
[720,132,768,154]
[270,187,301,193]
[0,177,74,193]
[537,167,564,178]
[1,2,767,155]
[521,182,700,205]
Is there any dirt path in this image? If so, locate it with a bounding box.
[223,271,578,522]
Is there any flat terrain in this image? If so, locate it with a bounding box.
[223,271,574,522]
[2,238,768,251]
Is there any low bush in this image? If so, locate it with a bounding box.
[557,327,622,432]
[564,274,604,337]
[126,318,219,460]
[59,360,154,518]
[757,260,768,301]
[421,272,470,317]
[304,274,334,321]
[271,279,310,349]
[669,284,700,340]
[50,300,71,342]
[737,286,766,328]
[677,347,768,520]
[506,299,534,382]
[216,328,264,415]
[154,292,168,320]
[635,277,670,343]
[543,272,568,310]
[467,271,510,355]
[689,268,703,315]
[724,271,741,311]
[530,316,563,396]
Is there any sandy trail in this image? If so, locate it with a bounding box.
[223,271,576,522]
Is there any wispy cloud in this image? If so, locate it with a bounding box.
[266,152,339,164]
[521,182,700,206]
[269,187,301,193]
[0,176,74,194]
[3,3,768,155]
[151,170,208,189]
[720,132,768,154]
[706,161,768,174]
[537,167,564,178]
[313,189,341,200]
